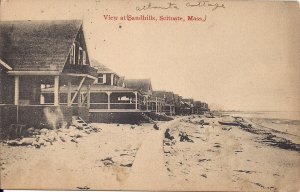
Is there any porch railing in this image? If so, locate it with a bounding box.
[90,103,147,110]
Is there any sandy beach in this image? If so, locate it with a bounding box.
[1,114,300,191]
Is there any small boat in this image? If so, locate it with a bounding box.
[218,121,240,126]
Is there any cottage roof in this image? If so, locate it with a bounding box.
[151,90,166,98]
[173,94,181,101]
[182,98,194,106]
[0,20,82,72]
[90,59,117,74]
[194,101,202,107]
[182,98,194,103]
[124,79,152,95]
[165,91,174,103]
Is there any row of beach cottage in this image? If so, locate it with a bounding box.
[0,20,209,132]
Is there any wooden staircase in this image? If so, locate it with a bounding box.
[72,116,91,129]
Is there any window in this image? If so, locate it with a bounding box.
[83,50,87,65]
[70,44,74,64]
[97,74,104,84]
[70,43,75,64]
[79,47,83,65]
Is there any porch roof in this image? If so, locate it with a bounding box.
[91,59,118,75]
[90,85,140,92]
[41,84,142,94]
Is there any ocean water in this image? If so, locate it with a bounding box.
[223,111,300,121]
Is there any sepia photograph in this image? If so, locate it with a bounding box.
[0,0,299,191]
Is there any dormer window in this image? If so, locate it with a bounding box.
[97,74,107,84]
[83,50,87,65]
[79,47,83,65]
[70,43,75,64]
[98,74,104,84]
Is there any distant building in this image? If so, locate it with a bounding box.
[88,65,152,123]
[182,98,194,115]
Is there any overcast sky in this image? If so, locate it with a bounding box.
[1,0,299,111]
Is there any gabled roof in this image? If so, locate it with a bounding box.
[0,20,82,72]
[91,59,118,75]
[174,94,181,101]
[151,91,174,104]
[124,79,152,95]
[151,90,166,98]
[194,101,202,107]
[182,98,194,103]
[165,91,174,103]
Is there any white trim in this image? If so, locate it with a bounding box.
[111,74,114,86]
[7,71,97,80]
[61,73,97,80]
[0,59,12,70]
[103,74,107,84]
[8,71,61,75]
[14,76,19,105]
[54,76,60,106]
[89,109,146,113]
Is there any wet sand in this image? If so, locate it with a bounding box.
[1,115,299,191]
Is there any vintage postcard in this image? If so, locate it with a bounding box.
[0,0,299,191]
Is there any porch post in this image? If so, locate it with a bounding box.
[87,85,91,108]
[170,105,172,115]
[14,76,19,105]
[146,97,149,111]
[155,97,158,113]
[107,91,111,109]
[78,88,81,107]
[67,80,72,106]
[134,91,138,110]
[160,101,162,113]
[54,75,59,106]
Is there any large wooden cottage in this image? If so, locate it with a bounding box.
[174,94,183,115]
[148,90,166,114]
[124,79,153,110]
[87,62,152,123]
[0,20,97,134]
[164,91,175,116]
[148,90,175,116]
[181,98,194,115]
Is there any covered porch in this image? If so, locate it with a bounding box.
[147,97,166,114]
[4,71,96,128]
[162,104,176,116]
[89,89,148,112]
